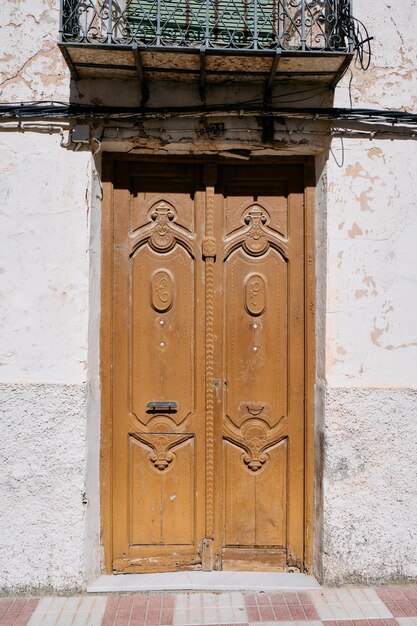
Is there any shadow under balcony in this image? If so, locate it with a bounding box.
[59,0,355,97]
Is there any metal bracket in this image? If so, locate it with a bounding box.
[58,44,79,81]
[199,46,207,103]
[132,43,150,108]
[264,49,281,107]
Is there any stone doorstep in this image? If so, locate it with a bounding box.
[87,572,322,593]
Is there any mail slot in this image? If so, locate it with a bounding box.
[146,401,177,411]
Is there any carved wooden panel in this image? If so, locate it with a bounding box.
[129,164,198,234]
[223,438,287,547]
[219,165,288,239]
[224,246,288,431]
[131,242,194,428]
[129,434,195,546]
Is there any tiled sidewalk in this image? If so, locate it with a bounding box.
[1,587,417,626]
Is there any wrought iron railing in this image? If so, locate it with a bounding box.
[60,0,353,52]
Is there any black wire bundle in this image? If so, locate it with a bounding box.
[1,100,417,126]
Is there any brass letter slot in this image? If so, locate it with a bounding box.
[146,401,177,412]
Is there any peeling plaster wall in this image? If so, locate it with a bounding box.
[321,0,417,584]
[0,1,69,101]
[326,140,417,388]
[0,129,93,590]
[0,0,100,590]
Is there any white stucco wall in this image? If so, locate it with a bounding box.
[0,133,90,384]
[320,0,417,584]
[0,131,93,592]
[0,383,87,591]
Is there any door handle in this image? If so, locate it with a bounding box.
[146,401,177,411]
[247,405,264,416]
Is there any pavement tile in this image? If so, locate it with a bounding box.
[403,591,417,602]
[0,599,38,626]
[377,591,417,619]
[0,586,415,626]
[161,608,174,623]
[0,616,19,626]
[258,606,275,621]
[25,596,107,626]
[0,602,14,615]
[310,589,393,621]
[201,607,219,624]
[382,605,399,617]
[250,621,323,626]
[107,597,121,611]
[102,613,117,626]
[146,609,162,625]
[304,605,320,620]
[272,605,292,620]
[389,592,409,602]
[396,602,417,617]
[7,601,28,615]
[115,611,131,626]
[256,596,272,607]
[163,596,175,610]
[289,605,308,620]
[244,591,318,622]
[149,597,162,610]
[118,596,135,611]
[247,606,261,621]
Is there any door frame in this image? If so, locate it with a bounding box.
[99,154,316,574]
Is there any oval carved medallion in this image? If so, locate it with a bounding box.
[151,269,174,312]
[244,273,267,316]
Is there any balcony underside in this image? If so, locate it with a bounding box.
[60,43,352,86]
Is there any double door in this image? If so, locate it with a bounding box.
[109,161,306,572]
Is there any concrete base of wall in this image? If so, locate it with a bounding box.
[321,387,417,585]
[0,383,87,593]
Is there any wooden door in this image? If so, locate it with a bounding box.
[108,161,306,573]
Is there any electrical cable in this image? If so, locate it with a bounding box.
[1,101,417,124]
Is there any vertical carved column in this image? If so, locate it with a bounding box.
[202,165,217,556]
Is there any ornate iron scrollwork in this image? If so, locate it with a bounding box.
[61,0,354,53]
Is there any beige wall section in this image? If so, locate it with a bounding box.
[0,0,69,102]
[0,2,99,591]
[0,132,96,591]
[326,139,417,388]
[334,1,417,112]
[319,0,417,584]
[0,133,90,384]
